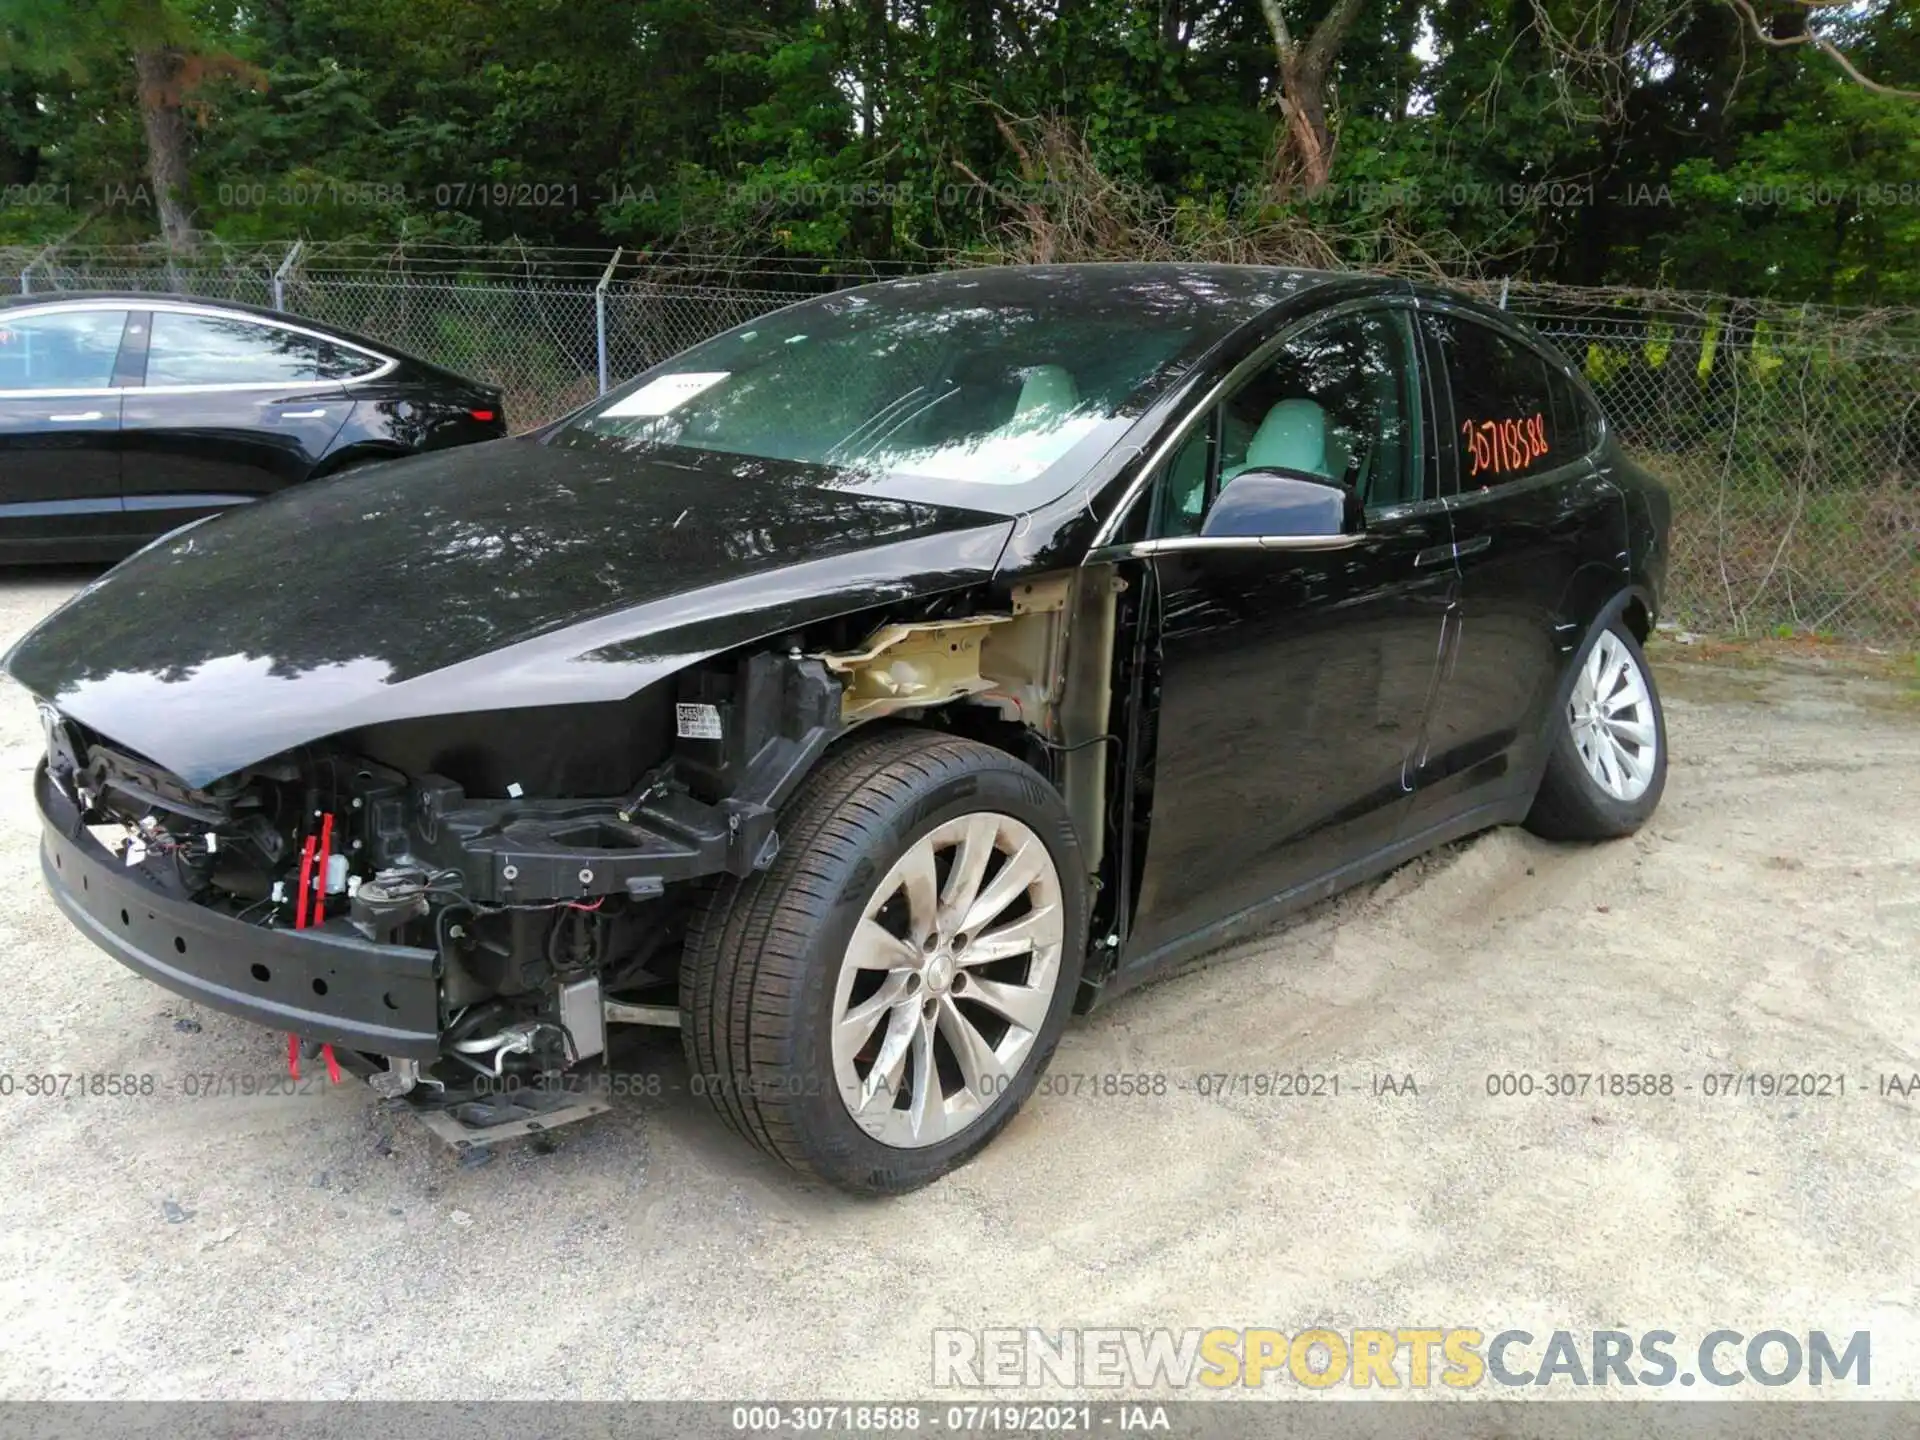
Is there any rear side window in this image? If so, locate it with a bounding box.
[145,312,379,386]
[1549,365,1603,455]
[0,309,129,390]
[1422,313,1564,487]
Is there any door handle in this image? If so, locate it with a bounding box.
[1414,535,1493,568]
[279,408,328,419]
[47,410,105,423]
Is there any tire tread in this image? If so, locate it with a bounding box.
[1524,619,1667,841]
[681,727,1081,1190]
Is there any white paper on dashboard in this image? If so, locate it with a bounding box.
[599,371,730,417]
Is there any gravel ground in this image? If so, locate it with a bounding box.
[0,568,1915,1401]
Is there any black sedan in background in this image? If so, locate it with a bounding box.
[0,293,506,561]
[8,265,1669,1194]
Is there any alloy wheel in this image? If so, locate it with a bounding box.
[1568,629,1658,802]
[829,812,1065,1149]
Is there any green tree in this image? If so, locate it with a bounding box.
[0,0,258,245]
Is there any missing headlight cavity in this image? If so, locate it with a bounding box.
[50,640,842,1029]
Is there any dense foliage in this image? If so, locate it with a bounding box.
[2,0,1919,300]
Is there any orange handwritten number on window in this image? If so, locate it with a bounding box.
[1461,411,1549,482]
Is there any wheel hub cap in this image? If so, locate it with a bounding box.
[924,950,956,994]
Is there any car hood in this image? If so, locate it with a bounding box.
[5,438,1013,786]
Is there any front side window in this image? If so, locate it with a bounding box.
[1145,308,1422,539]
[144,312,377,386]
[1151,418,1215,538]
[0,310,129,390]
[1422,313,1564,487]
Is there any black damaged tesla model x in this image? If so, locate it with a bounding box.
[6,264,1670,1193]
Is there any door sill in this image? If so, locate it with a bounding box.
[1082,797,1529,1010]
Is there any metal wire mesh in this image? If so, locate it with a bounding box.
[603,282,813,381]
[1493,285,1919,644]
[287,276,606,434]
[1,244,1912,643]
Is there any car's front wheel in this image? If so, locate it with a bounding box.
[681,728,1087,1195]
[1524,616,1667,840]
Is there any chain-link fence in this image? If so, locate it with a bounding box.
[1484,282,1919,647]
[3,242,1914,644]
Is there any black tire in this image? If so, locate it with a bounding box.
[1524,615,1667,840]
[680,727,1088,1195]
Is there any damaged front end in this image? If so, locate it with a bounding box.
[33,649,844,1145]
[28,562,1127,1150]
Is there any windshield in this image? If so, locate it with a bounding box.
[549,267,1305,513]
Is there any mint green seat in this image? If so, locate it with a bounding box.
[1001,364,1079,429]
[1222,397,1335,482]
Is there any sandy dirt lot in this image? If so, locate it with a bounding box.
[0,568,1914,1402]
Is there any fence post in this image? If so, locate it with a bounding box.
[596,247,623,395]
[272,240,303,311]
[21,240,55,295]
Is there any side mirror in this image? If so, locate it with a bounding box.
[1200,468,1363,541]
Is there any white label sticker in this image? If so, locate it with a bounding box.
[599,371,729,418]
[675,703,723,741]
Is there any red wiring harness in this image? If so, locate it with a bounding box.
[288,813,343,1084]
